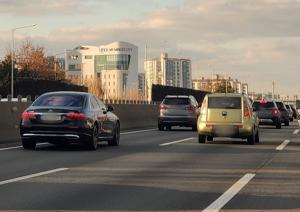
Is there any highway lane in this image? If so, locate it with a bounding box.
[0,123,299,211]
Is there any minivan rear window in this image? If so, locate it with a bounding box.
[208,97,241,109]
[33,94,85,107]
[163,98,190,105]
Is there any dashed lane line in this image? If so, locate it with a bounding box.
[0,168,69,186]
[276,139,291,151]
[202,173,256,212]
[159,137,196,146]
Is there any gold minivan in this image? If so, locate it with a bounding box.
[197,93,259,145]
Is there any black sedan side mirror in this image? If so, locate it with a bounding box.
[107,105,114,112]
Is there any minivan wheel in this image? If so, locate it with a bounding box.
[255,131,260,143]
[87,126,98,150]
[198,135,206,143]
[207,136,213,142]
[108,123,120,146]
[22,139,36,150]
[247,133,255,145]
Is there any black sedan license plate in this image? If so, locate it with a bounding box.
[40,115,61,121]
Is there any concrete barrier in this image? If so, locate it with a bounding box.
[0,102,158,144]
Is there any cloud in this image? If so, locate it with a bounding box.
[1,0,300,95]
[0,0,110,16]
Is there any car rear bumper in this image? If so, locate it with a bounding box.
[158,116,197,127]
[20,127,91,143]
[198,122,253,138]
[259,118,280,125]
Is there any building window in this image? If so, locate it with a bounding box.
[85,55,92,59]
[69,64,76,71]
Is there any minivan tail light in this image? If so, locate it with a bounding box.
[272,108,280,117]
[159,104,168,110]
[66,113,85,120]
[244,107,250,117]
[21,112,36,119]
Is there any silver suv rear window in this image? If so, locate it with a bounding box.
[208,97,241,109]
[163,98,190,105]
[253,102,275,109]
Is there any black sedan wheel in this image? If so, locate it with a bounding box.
[87,126,98,150]
[22,139,36,150]
[108,123,120,146]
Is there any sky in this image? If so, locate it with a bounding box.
[0,0,299,97]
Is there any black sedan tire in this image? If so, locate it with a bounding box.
[275,121,281,129]
[22,139,36,150]
[108,123,120,146]
[158,124,164,131]
[285,119,289,126]
[87,126,98,150]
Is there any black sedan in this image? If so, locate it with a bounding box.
[20,91,120,150]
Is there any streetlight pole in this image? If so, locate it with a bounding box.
[11,24,37,98]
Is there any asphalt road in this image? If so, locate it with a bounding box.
[0,122,299,212]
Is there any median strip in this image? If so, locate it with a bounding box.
[0,168,69,186]
[293,129,299,135]
[202,173,255,212]
[276,139,291,151]
[159,137,195,146]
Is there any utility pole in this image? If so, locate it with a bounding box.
[11,24,37,98]
[272,80,275,100]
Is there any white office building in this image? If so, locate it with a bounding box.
[144,53,192,101]
[65,41,138,99]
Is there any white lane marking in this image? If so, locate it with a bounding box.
[120,128,157,135]
[0,128,157,151]
[0,168,69,186]
[0,146,22,151]
[276,139,291,151]
[293,129,299,135]
[0,143,48,151]
[160,137,196,146]
[202,173,255,212]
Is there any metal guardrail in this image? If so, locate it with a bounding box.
[0,95,156,105]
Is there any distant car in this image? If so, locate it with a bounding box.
[285,104,294,121]
[275,101,290,126]
[290,104,298,119]
[20,91,120,150]
[197,93,259,145]
[252,100,281,129]
[158,95,199,131]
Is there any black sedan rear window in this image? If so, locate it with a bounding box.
[163,98,190,105]
[208,97,241,109]
[33,94,85,107]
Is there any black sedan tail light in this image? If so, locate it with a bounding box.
[66,112,85,120]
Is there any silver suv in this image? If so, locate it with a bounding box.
[158,95,199,131]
